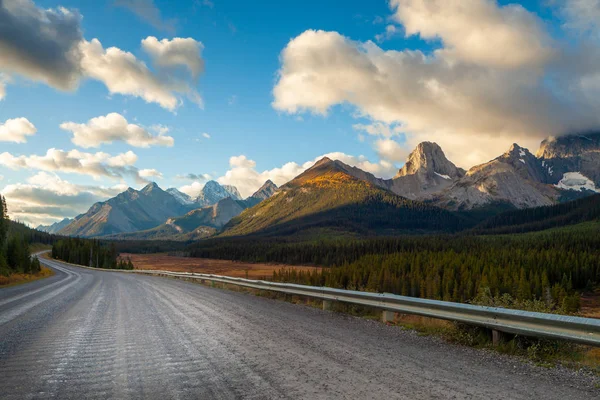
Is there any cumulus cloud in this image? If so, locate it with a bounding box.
[114,0,176,33]
[142,36,204,78]
[0,0,83,90]
[389,0,554,69]
[0,1,203,109]
[375,25,399,43]
[60,112,174,148]
[272,0,600,166]
[2,172,126,226]
[202,132,211,139]
[80,38,201,111]
[0,118,36,143]
[0,148,156,183]
[217,153,397,198]
[374,139,408,162]
[139,168,163,179]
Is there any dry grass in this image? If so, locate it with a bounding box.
[122,253,321,279]
[0,266,54,288]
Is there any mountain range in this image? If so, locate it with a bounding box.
[54,132,600,239]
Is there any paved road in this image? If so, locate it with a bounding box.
[1,258,598,399]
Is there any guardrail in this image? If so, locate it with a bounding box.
[40,255,600,347]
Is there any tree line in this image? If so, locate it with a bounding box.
[190,226,599,312]
[52,237,133,270]
[0,195,41,276]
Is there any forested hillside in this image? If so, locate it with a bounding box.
[473,194,600,234]
[190,223,599,312]
[0,195,42,277]
[222,159,470,237]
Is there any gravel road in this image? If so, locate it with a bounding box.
[1,257,598,399]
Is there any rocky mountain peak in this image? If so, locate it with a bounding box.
[141,182,161,194]
[395,142,464,179]
[195,180,242,206]
[310,156,333,168]
[251,180,278,200]
[536,132,600,185]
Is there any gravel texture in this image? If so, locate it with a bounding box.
[0,257,599,399]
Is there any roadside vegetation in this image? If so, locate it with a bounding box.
[0,195,49,286]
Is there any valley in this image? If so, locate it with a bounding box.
[121,252,320,279]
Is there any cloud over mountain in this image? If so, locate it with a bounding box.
[217,153,396,198]
[60,113,174,148]
[2,172,126,225]
[0,148,156,183]
[272,0,600,166]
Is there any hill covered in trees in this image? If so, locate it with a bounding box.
[221,158,471,238]
[472,194,600,234]
[0,195,44,278]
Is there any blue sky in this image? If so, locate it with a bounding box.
[1,0,599,225]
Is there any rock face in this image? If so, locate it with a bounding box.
[251,180,278,200]
[388,142,465,200]
[36,218,73,234]
[537,133,600,186]
[434,144,558,210]
[59,183,194,237]
[195,180,242,206]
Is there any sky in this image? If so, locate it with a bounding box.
[1,0,600,226]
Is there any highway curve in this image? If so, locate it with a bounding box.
[0,257,598,399]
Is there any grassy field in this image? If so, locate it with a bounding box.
[122,253,321,279]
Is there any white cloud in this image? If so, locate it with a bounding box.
[0,118,36,143]
[60,112,174,148]
[142,36,204,78]
[375,25,399,43]
[2,172,126,226]
[0,148,156,183]
[218,152,397,198]
[374,139,408,162]
[202,132,211,139]
[0,0,204,108]
[80,38,198,111]
[139,168,163,179]
[178,181,204,197]
[353,122,404,138]
[272,0,600,167]
[114,0,176,33]
[389,0,554,69]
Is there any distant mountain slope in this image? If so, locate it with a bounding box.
[537,132,600,187]
[434,144,558,210]
[195,181,242,206]
[474,194,600,234]
[103,197,263,241]
[36,218,73,234]
[220,158,469,238]
[251,180,278,200]
[59,183,193,237]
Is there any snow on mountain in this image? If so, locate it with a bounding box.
[555,172,599,193]
[166,188,195,205]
